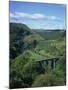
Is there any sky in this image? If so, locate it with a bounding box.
[10,1,66,30]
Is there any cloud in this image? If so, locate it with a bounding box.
[10,12,60,21]
[15,12,46,19]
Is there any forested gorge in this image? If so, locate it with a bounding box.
[10,23,66,88]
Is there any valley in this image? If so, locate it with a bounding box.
[10,23,66,88]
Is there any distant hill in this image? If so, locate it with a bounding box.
[10,23,43,59]
[33,29,66,40]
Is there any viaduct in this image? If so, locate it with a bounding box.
[34,57,60,70]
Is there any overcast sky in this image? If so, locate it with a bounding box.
[10,1,66,30]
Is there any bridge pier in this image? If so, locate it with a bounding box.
[51,59,56,69]
[51,58,59,69]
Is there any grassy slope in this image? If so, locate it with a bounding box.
[13,36,65,66]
